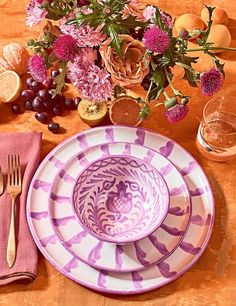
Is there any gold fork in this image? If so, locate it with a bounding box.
[7,154,22,268]
[0,166,3,196]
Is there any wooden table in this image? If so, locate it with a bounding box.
[0,1,235,305]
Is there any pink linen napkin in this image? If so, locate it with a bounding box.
[0,132,42,285]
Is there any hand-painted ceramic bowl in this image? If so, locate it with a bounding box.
[72,155,169,244]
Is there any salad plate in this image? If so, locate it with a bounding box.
[27,126,214,294]
[48,142,190,272]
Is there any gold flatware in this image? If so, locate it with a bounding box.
[0,166,3,196]
[7,154,22,268]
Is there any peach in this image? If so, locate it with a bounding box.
[201,7,229,25]
[175,14,205,38]
[207,24,231,53]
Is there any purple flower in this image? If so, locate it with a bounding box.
[59,16,106,47]
[28,54,47,82]
[143,26,170,53]
[67,58,112,102]
[164,104,189,123]
[200,68,223,96]
[53,34,77,61]
[26,0,47,27]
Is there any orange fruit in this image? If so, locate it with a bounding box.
[0,58,12,74]
[0,71,22,103]
[207,24,231,53]
[109,96,142,126]
[175,14,205,38]
[3,43,29,76]
[201,7,229,26]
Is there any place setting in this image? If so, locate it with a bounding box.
[0,0,235,298]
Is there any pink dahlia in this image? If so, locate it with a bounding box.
[28,54,47,82]
[200,68,223,96]
[160,10,173,28]
[60,16,106,47]
[164,104,188,123]
[143,26,170,53]
[26,0,47,27]
[53,34,77,61]
[67,59,112,102]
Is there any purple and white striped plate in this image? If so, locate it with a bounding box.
[48,142,191,272]
[27,126,214,294]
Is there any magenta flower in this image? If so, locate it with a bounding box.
[26,0,47,27]
[200,68,223,96]
[143,26,170,53]
[60,16,106,47]
[67,59,112,102]
[164,104,189,123]
[53,34,77,62]
[28,54,47,82]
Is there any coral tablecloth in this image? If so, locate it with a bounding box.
[0,0,235,305]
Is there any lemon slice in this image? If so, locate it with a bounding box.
[0,70,22,103]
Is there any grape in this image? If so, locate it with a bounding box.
[64,97,74,109]
[74,97,81,108]
[24,100,33,110]
[52,104,61,116]
[26,78,34,89]
[48,89,55,97]
[38,89,49,100]
[31,81,41,92]
[35,112,47,124]
[48,122,60,133]
[54,95,65,105]
[43,100,54,110]
[43,78,54,89]
[11,104,21,114]
[51,70,60,78]
[21,89,35,100]
[32,96,44,111]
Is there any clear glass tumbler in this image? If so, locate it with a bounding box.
[196,92,236,162]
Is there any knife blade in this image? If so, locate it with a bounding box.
[0,166,3,196]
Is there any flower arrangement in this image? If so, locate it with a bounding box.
[25,0,234,123]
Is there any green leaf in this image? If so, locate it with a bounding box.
[53,62,67,98]
[183,69,198,87]
[107,23,122,58]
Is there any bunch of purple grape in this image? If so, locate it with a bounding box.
[12,70,81,133]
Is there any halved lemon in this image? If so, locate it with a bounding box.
[0,70,22,103]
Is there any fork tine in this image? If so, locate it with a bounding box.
[13,154,17,186]
[7,155,12,186]
[16,154,21,186]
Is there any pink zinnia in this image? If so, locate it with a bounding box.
[28,54,47,82]
[164,104,189,123]
[143,26,170,53]
[53,34,77,61]
[67,59,112,102]
[26,0,47,27]
[60,16,106,47]
[200,68,223,96]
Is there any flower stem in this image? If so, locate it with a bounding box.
[163,90,171,100]
[145,80,153,103]
[163,67,180,96]
[186,47,236,52]
[176,62,195,73]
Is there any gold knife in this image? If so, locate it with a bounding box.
[0,166,3,196]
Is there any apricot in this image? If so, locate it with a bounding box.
[175,14,205,38]
[201,7,229,25]
[207,24,231,53]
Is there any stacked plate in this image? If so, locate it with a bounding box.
[27,126,214,294]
